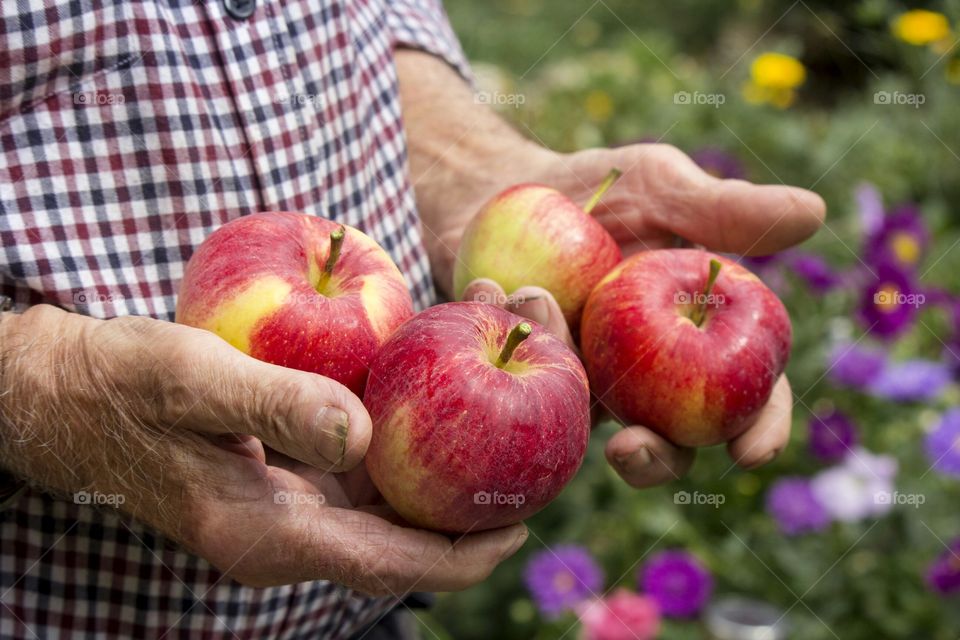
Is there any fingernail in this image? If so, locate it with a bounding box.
[510,297,549,325]
[614,446,652,475]
[316,406,349,465]
[744,448,780,470]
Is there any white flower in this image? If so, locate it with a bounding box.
[810,448,898,522]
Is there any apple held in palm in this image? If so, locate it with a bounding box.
[581,249,792,448]
[453,170,623,331]
[177,211,414,395]
[364,302,591,533]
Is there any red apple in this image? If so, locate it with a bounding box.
[453,170,623,330]
[581,249,791,447]
[364,302,591,533]
[176,212,414,395]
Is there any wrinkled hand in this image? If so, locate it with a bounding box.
[457,144,825,488]
[0,305,526,595]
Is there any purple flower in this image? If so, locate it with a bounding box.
[639,550,713,618]
[864,203,929,271]
[810,448,897,523]
[927,539,960,595]
[924,408,960,477]
[692,147,746,180]
[808,410,858,462]
[787,252,839,293]
[524,545,603,618]
[946,342,960,379]
[742,254,780,267]
[857,261,920,339]
[921,287,954,306]
[866,359,952,401]
[944,298,960,378]
[765,477,831,535]
[827,341,888,388]
[738,253,791,296]
[856,182,885,238]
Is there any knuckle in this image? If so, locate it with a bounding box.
[247,376,312,446]
[312,517,422,596]
[645,143,694,174]
[148,330,208,425]
[150,325,233,427]
[17,303,64,329]
[88,315,171,418]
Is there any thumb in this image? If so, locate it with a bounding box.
[155,324,372,471]
[675,179,826,255]
[460,279,575,349]
[595,144,826,255]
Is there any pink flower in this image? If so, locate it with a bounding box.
[578,589,661,640]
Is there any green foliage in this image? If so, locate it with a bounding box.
[425,1,960,637]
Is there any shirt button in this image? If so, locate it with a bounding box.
[224,0,256,20]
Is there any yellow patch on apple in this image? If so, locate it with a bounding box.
[204,276,291,353]
[360,276,402,342]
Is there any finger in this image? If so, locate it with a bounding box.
[306,513,528,596]
[506,286,574,349]
[727,375,792,469]
[605,426,695,488]
[216,498,529,594]
[460,278,506,305]
[691,180,827,255]
[624,144,825,254]
[150,324,372,472]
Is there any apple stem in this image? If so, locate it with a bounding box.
[495,322,533,368]
[323,226,346,279]
[583,168,623,215]
[691,259,722,327]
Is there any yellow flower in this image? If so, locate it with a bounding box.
[892,10,950,46]
[750,52,806,90]
[742,82,797,109]
[584,89,613,123]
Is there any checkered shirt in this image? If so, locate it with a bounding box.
[0,0,469,637]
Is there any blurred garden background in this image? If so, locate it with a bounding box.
[419,1,960,638]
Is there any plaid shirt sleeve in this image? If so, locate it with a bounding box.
[0,0,472,638]
[386,0,474,81]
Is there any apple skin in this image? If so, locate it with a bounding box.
[176,212,414,395]
[452,184,621,329]
[364,302,591,533]
[581,249,792,447]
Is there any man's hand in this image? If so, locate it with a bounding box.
[0,305,526,595]
[458,146,819,487]
[397,50,824,490]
